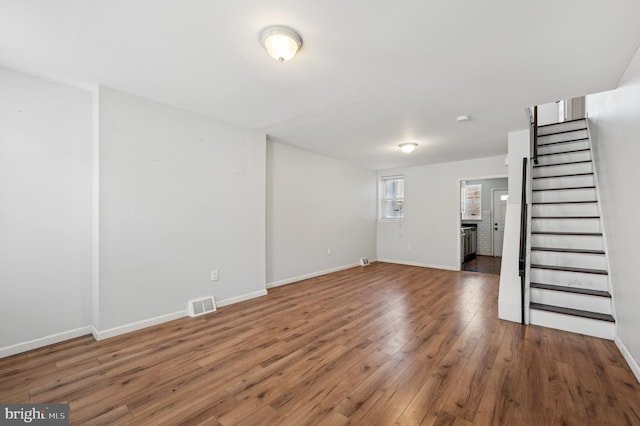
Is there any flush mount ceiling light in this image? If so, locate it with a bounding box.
[457,115,471,122]
[260,26,302,62]
[399,142,418,153]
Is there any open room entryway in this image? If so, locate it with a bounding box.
[460,177,508,275]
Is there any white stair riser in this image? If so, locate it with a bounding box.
[536,151,591,165]
[529,268,608,291]
[538,129,588,144]
[537,129,588,144]
[531,203,599,217]
[529,309,614,339]
[531,251,606,270]
[532,188,596,203]
[537,120,587,136]
[532,174,594,189]
[533,162,593,177]
[531,218,601,233]
[531,234,603,250]
[537,139,589,155]
[530,289,611,314]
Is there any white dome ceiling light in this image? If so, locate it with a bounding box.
[399,142,418,153]
[260,26,303,62]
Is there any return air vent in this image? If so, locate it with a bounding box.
[188,296,217,317]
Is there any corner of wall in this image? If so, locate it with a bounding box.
[615,336,640,384]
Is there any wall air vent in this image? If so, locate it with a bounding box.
[360,257,370,266]
[188,296,217,317]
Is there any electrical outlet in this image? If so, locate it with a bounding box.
[327,248,332,256]
[408,244,412,251]
[210,270,219,281]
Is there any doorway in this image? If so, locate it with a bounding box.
[460,177,508,275]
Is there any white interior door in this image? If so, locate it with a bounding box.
[492,189,508,257]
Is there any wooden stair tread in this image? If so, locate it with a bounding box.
[532,231,602,236]
[531,216,600,219]
[532,186,595,192]
[531,247,605,255]
[533,160,592,168]
[530,264,608,275]
[537,137,589,147]
[530,282,611,297]
[537,148,590,157]
[537,118,586,128]
[532,200,597,205]
[533,172,593,179]
[530,303,614,322]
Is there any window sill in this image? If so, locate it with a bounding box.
[378,218,405,223]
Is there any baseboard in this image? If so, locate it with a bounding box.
[93,310,187,341]
[615,336,640,384]
[267,263,361,289]
[93,289,269,341]
[0,326,93,359]
[216,289,268,307]
[375,258,458,271]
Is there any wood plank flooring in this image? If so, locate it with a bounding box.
[1,262,639,425]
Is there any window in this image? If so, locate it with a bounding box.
[380,175,404,219]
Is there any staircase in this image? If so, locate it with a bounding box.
[528,118,615,339]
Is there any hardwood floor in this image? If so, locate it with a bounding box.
[1,262,639,425]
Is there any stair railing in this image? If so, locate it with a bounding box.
[518,157,528,325]
[530,105,538,164]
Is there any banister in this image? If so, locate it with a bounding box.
[532,105,538,164]
[518,157,528,325]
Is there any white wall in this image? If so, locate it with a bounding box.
[586,45,640,380]
[498,130,530,323]
[377,155,506,270]
[266,141,377,286]
[97,87,266,333]
[0,68,93,354]
[537,101,561,125]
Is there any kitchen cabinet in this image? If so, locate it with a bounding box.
[461,226,477,262]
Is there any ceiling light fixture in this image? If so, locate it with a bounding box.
[399,142,418,153]
[457,115,471,122]
[260,26,302,62]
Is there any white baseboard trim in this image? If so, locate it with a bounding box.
[216,289,268,307]
[615,336,640,384]
[92,289,269,341]
[93,310,187,341]
[267,263,362,289]
[376,258,458,271]
[1,288,269,355]
[0,326,93,359]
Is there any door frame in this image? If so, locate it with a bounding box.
[491,188,509,257]
[457,174,508,271]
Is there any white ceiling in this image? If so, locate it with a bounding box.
[1,1,639,170]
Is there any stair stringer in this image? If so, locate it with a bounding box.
[584,118,617,330]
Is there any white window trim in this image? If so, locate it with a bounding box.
[379,175,405,221]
